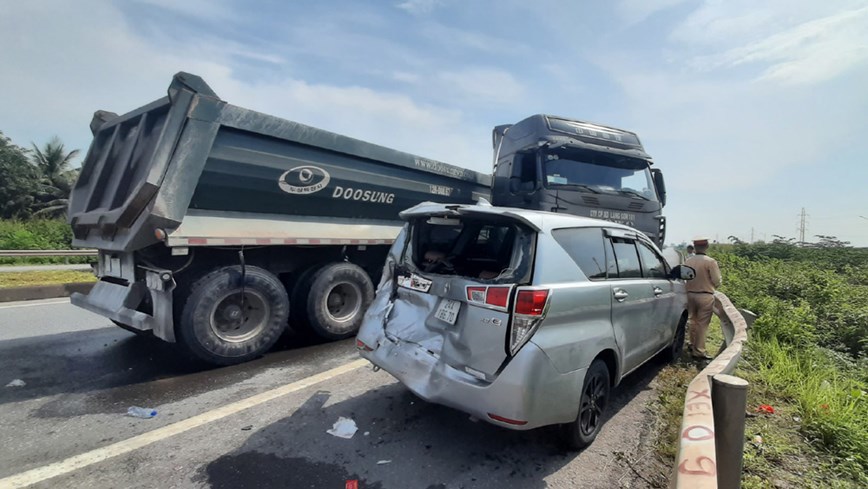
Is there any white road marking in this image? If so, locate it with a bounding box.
[0,358,369,488]
[0,299,71,310]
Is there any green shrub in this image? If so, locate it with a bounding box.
[0,229,51,250]
[746,339,868,477]
[0,218,88,265]
[714,244,868,358]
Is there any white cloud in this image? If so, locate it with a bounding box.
[418,23,532,56]
[673,2,868,85]
[396,0,444,15]
[0,0,490,172]
[130,0,236,20]
[437,68,525,104]
[616,0,689,25]
[392,71,421,83]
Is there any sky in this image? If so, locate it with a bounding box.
[1,0,867,246]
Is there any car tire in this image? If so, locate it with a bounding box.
[302,262,374,340]
[177,265,288,365]
[664,313,688,362]
[559,359,611,450]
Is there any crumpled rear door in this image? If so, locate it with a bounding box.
[383,273,512,380]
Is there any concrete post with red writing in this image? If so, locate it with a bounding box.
[711,374,749,489]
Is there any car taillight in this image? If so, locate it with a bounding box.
[466,286,486,302]
[465,285,512,310]
[485,286,510,308]
[509,288,550,356]
[514,289,549,316]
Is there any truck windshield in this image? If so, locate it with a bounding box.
[543,150,656,201]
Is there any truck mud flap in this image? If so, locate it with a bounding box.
[70,279,177,342]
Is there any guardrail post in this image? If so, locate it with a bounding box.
[711,374,749,489]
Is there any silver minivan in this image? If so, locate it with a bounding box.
[356,202,694,448]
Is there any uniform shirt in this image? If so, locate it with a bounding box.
[685,253,722,293]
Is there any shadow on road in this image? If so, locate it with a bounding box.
[194,357,667,489]
[0,324,345,413]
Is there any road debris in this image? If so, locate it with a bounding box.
[326,416,358,439]
[127,406,158,418]
[377,460,392,465]
[5,379,26,387]
[241,425,253,431]
[756,404,775,414]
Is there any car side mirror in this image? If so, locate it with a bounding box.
[670,265,695,280]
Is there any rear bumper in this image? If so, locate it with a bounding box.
[359,334,585,430]
[71,277,176,342]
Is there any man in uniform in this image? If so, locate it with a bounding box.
[684,237,722,359]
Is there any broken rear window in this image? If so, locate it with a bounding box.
[404,216,535,283]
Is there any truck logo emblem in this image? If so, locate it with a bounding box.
[278,166,331,195]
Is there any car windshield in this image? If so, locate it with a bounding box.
[543,149,657,201]
[403,216,535,283]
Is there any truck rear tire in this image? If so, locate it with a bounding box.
[300,262,374,340]
[178,265,289,365]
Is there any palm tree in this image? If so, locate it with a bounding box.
[30,137,80,217]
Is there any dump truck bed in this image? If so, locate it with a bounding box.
[68,72,491,252]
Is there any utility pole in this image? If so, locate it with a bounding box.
[798,207,807,245]
[750,227,754,243]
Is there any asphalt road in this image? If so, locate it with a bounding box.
[0,299,663,489]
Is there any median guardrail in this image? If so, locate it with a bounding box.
[0,250,98,257]
[672,292,751,489]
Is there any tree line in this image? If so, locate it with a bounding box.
[0,131,80,220]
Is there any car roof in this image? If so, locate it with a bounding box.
[399,201,642,235]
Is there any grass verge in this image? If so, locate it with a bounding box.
[650,318,867,488]
[0,270,96,288]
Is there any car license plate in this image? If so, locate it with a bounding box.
[435,299,461,325]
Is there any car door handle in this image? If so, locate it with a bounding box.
[653,287,663,296]
[613,289,629,302]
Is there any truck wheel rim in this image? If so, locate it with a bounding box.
[324,282,363,328]
[209,290,270,343]
[579,372,607,436]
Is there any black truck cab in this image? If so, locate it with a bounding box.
[490,114,667,245]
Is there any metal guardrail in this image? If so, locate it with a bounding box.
[671,291,752,489]
[0,250,98,257]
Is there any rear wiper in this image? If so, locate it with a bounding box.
[617,189,651,200]
[551,184,601,194]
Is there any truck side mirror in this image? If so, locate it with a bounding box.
[509,176,536,203]
[508,177,521,194]
[652,168,666,206]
